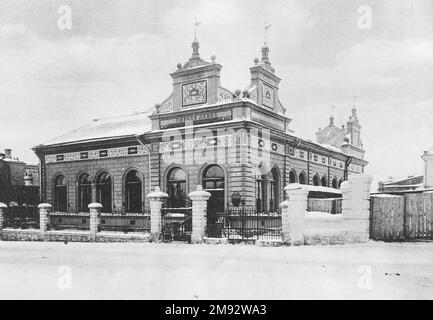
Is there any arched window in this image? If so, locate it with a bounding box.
[339,179,343,189]
[54,175,67,212]
[203,165,225,217]
[289,170,297,183]
[299,172,306,185]
[256,165,267,213]
[78,173,92,212]
[167,167,187,208]
[332,178,338,189]
[255,165,280,213]
[321,176,327,187]
[203,165,224,190]
[269,168,280,212]
[313,174,320,186]
[125,170,142,213]
[96,172,112,212]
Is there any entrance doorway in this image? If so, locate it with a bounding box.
[202,165,225,237]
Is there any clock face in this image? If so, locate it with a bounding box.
[262,83,274,108]
[182,80,207,107]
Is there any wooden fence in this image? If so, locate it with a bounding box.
[307,198,342,214]
[370,193,433,241]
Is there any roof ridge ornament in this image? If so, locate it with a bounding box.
[254,20,275,73]
[192,17,202,58]
[264,20,272,46]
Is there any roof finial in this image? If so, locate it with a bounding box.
[330,105,335,126]
[350,96,358,123]
[192,17,202,58]
[194,16,201,41]
[264,20,272,45]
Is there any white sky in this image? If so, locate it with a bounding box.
[0,0,432,189]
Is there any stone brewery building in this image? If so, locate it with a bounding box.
[33,37,368,221]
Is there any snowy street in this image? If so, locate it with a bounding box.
[0,241,432,300]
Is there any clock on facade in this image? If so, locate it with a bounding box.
[262,83,274,108]
[182,80,207,107]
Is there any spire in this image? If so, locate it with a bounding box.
[192,17,201,58]
[262,21,272,62]
[329,114,335,126]
[264,20,272,46]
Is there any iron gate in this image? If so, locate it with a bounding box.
[4,205,39,229]
[206,206,282,242]
[161,207,192,242]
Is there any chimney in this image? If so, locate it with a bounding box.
[4,149,12,159]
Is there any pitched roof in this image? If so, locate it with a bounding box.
[316,125,346,147]
[38,111,152,147]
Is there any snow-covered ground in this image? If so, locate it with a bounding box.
[0,241,432,300]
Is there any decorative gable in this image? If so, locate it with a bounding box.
[159,95,174,113]
[217,87,233,103]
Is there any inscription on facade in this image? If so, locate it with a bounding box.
[160,109,233,129]
[45,145,150,164]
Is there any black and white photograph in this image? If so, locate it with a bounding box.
[0,0,432,304]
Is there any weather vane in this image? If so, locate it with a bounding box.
[264,20,272,45]
[194,16,202,40]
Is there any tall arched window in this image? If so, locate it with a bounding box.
[78,173,92,212]
[256,164,267,212]
[289,170,297,183]
[332,178,338,189]
[313,174,320,186]
[203,165,225,216]
[269,168,280,212]
[54,175,67,212]
[167,167,187,208]
[125,170,142,213]
[96,172,112,212]
[255,165,280,213]
[299,172,306,185]
[321,176,327,187]
[339,179,343,189]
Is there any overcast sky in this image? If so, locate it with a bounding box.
[1,0,432,188]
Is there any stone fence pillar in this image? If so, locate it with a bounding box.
[0,202,6,230]
[341,174,373,242]
[188,186,211,244]
[280,184,309,246]
[89,203,102,240]
[38,203,52,233]
[146,187,168,242]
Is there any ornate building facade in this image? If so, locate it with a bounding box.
[33,38,368,218]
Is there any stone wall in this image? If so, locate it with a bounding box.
[0,229,150,243]
[280,173,373,245]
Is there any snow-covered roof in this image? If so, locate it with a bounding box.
[381,174,423,185]
[38,111,152,147]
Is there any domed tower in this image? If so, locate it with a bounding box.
[245,41,285,115]
[167,37,224,112]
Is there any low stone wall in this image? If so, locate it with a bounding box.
[1,228,150,243]
[203,237,229,245]
[280,174,373,246]
[1,229,43,241]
